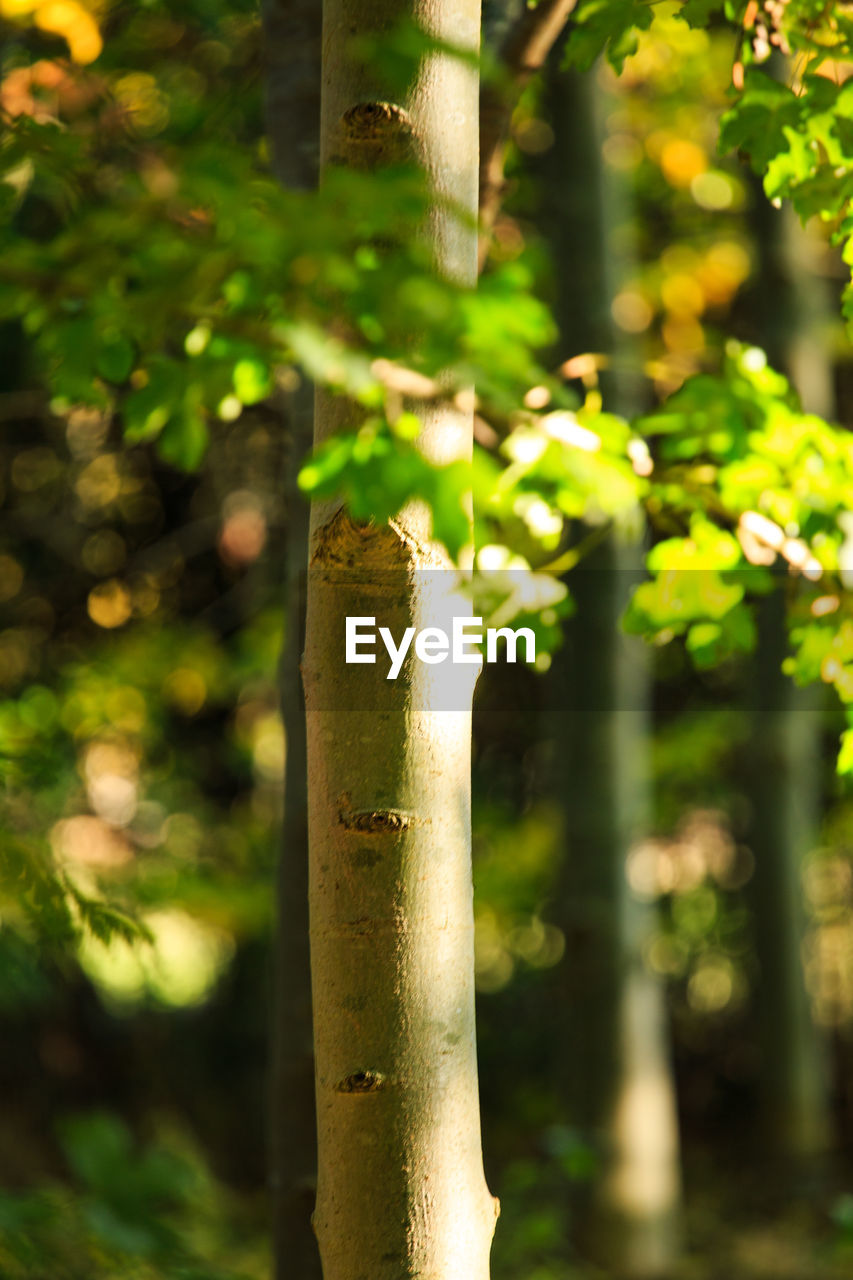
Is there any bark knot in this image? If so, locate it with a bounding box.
[310,507,412,572]
[336,101,414,168]
[336,1069,385,1094]
[339,804,414,835]
[342,100,411,140]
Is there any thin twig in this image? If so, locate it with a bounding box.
[479,0,578,272]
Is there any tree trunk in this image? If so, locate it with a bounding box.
[270,379,319,1280]
[749,584,830,1173]
[552,541,681,1278]
[543,60,681,1276]
[303,4,499,1277]
[747,194,832,1179]
[261,2,322,1274]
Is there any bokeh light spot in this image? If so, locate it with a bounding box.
[163,667,207,716]
[0,554,24,603]
[87,579,132,628]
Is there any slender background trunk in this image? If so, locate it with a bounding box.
[749,582,829,1174]
[261,2,322,1275]
[747,192,832,1181]
[304,3,499,1276]
[543,59,681,1276]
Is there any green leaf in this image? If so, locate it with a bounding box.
[679,0,724,26]
[39,315,106,404]
[686,621,724,667]
[157,407,210,471]
[837,728,853,776]
[833,111,853,159]
[95,333,135,385]
[232,357,272,405]
[123,358,186,443]
[298,418,473,558]
[718,69,803,171]
[562,0,654,73]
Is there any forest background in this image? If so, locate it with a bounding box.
[4,0,853,1277]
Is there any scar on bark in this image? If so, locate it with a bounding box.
[336,1069,385,1093]
[338,793,416,835]
[310,506,446,572]
[310,508,414,572]
[334,101,414,169]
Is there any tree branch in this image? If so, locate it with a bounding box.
[479,0,578,272]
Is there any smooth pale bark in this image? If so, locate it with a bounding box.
[543,62,681,1276]
[748,194,831,1176]
[261,2,322,1274]
[304,4,498,1278]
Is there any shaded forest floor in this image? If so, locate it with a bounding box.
[671,1140,853,1280]
[678,1196,852,1280]
[493,1146,853,1280]
[563,1200,853,1280]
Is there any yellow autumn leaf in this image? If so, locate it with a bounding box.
[1,0,103,64]
[35,0,102,63]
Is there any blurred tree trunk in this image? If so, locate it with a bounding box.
[747,196,832,1178]
[554,543,682,1277]
[261,2,322,1276]
[543,61,682,1276]
[750,586,829,1171]
[303,3,499,1278]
